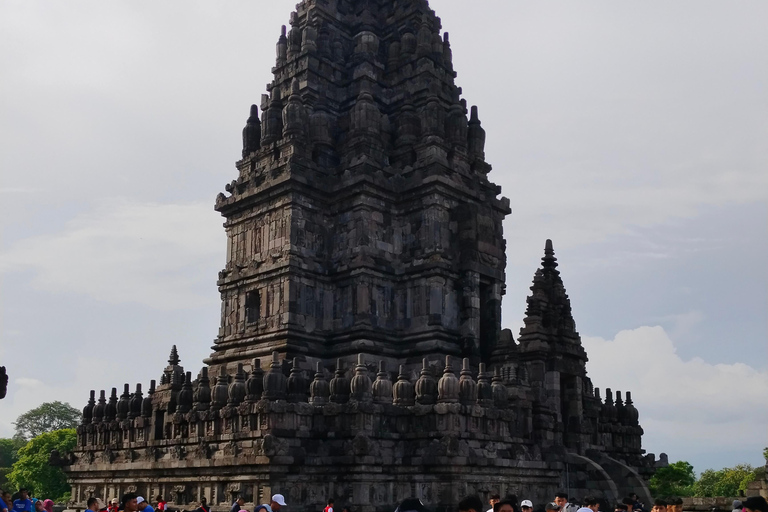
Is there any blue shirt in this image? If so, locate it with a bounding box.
[1,498,8,512]
[144,506,156,512]
[13,500,33,512]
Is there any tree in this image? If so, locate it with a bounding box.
[0,437,25,491]
[13,402,81,441]
[650,460,696,497]
[6,429,76,501]
[694,464,756,497]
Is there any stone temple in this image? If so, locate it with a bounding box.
[62,0,660,510]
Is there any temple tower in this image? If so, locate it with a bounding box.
[209,0,510,372]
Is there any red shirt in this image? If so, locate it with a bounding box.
[157,503,167,511]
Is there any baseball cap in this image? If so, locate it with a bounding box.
[111,499,120,505]
[137,498,145,505]
[521,502,533,509]
[546,504,561,512]
[272,495,287,507]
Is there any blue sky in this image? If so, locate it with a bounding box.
[0,0,766,475]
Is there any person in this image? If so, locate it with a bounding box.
[232,497,246,512]
[155,497,166,512]
[554,495,568,512]
[578,497,599,512]
[13,490,33,512]
[394,499,426,512]
[672,499,683,512]
[521,501,533,512]
[546,503,561,512]
[495,498,515,512]
[137,498,155,512]
[651,500,667,512]
[42,501,53,512]
[488,496,501,512]
[616,505,628,512]
[629,495,644,512]
[193,499,210,512]
[122,493,139,512]
[2,493,12,512]
[325,499,334,512]
[622,499,635,512]
[87,498,107,512]
[255,494,287,512]
[109,499,120,512]
[459,496,484,512]
[0,491,8,512]
[33,503,43,512]
[742,497,768,512]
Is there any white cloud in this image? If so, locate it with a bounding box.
[0,356,114,438]
[0,199,224,310]
[583,326,768,465]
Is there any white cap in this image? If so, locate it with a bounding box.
[522,501,533,509]
[272,495,287,507]
[137,498,145,505]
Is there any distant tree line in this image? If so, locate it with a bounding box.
[650,457,767,498]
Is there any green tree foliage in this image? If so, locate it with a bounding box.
[0,437,25,490]
[763,447,768,461]
[13,402,81,441]
[6,429,76,501]
[694,464,757,497]
[650,460,696,497]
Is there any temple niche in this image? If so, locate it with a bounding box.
[63,1,659,510]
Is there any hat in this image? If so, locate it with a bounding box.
[546,504,561,512]
[111,499,120,505]
[95,499,107,510]
[272,494,287,507]
[137,498,145,505]
[522,502,533,509]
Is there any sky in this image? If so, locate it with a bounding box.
[0,0,766,475]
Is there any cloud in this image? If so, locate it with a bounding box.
[0,356,114,438]
[583,326,768,467]
[0,199,224,310]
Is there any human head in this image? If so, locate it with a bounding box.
[459,495,484,512]
[328,500,334,507]
[19,490,29,500]
[621,499,634,512]
[88,498,107,512]
[673,498,683,512]
[271,494,287,512]
[112,499,120,507]
[496,499,515,512]
[122,493,139,512]
[237,498,246,506]
[521,501,533,512]
[651,499,667,512]
[155,497,163,504]
[546,503,561,512]
[34,502,45,512]
[583,497,599,512]
[742,497,768,512]
[615,504,628,512]
[43,500,54,512]
[137,497,148,511]
[490,496,501,509]
[554,495,568,510]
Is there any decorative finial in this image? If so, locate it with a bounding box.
[542,239,558,269]
[168,345,180,366]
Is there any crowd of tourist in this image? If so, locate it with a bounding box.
[1,488,767,512]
